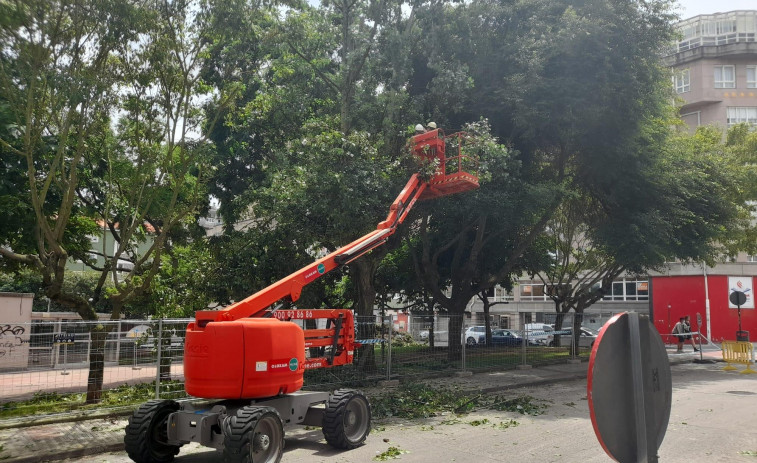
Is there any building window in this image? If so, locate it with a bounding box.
[714,65,735,88]
[748,255,757,262]
[601,278,649,301]
[748,66,757,88]
[727,107,757,127]
[519,283,547,301]
[495,286,514,302]
[716,19,737,35]
[673,69,690,93]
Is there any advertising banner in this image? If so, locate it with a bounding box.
[728,276,754,309]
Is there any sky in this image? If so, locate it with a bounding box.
[677,0,757,19]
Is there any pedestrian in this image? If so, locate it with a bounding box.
[684,315,698,352]
[672,317,685,353]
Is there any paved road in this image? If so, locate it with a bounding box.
[66,361,757,463]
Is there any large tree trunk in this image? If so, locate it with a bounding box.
[571,309,586,356]
[352,259,378,317]
[85,325,107,404]
[352,259,379,371]
[481,293,492,344]
[447,312,464,361]
[553,309,566,348]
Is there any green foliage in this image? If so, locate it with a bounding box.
[370,383,548,424]
[468,418,489,426]
[0,381,183,418]
[489,395,548,416]
[136,244,216,318]
[494,419,519,429]
[374,446,408,461]
[371,383,478,419]
[0,270,123,313]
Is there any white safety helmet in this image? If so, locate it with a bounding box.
[415,124,425,132]
[427,121,437,130]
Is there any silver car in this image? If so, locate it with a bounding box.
[554,327,597,347]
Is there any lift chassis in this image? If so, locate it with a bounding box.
[124,129,478,463]
[125,389,369,463]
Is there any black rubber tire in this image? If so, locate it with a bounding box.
[322,389,371,449]
[222,406,284,463]
[124,399,181,463]
[466,337,476,346]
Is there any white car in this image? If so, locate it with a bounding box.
[554,327,597,348]
[524,323,555,346]
[464,326,487,345]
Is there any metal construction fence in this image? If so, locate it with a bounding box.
[0,314,594,419]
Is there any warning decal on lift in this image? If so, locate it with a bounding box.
[303,263,327,283]
[267,359,298,372]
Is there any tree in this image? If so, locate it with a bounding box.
[410,120,554,359]
[407,0,680,359]
[203,0,426,322]
[534,199,623,350]
[0,0,234,403]
[533,121,752,351]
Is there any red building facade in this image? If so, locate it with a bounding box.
[651,274,756,342]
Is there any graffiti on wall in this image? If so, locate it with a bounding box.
[0,325,27,358]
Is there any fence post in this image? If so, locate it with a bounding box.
[115,320,122,365]
[518,311,532,370]
[53,320,61,369]
[461,323,466,373]
[155,319,163,399]
[386,316,392,380]
[86,329,91,369]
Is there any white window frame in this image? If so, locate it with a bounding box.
[748,255,757,262]
[714,65,736,88]
[727,107,757,127]
[748,66,757,88]
[601,278,649,302]
[674,69,691,93]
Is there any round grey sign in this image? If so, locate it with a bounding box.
[588,312,672,463]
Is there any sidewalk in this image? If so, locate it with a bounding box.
[0,349,722,463]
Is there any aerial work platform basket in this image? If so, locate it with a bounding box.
[411,128,480,200]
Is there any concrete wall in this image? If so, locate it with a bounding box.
[0,293,33,370]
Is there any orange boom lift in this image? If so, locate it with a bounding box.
[124,128,479,463]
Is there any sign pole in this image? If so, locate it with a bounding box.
[61,343,69,376]
[729,290,748,342]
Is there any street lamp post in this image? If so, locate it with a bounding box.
[667,303,672,336]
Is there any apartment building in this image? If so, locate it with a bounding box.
[665,10,757,131]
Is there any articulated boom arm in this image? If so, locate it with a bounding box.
[194,174,428,325]
[194,129,478,326]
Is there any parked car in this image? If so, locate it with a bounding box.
[478,329,535,347]
[553,327,597,348]
[464,325,487,345]
[419,330,448,343]
[524,323,555,346]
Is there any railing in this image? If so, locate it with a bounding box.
[0,315,595,419]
